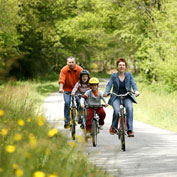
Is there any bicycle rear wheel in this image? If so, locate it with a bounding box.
[120,112,126,151]
[71,108,76,140]
[91,119,97,147]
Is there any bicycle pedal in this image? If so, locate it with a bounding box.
[80,124,85,129]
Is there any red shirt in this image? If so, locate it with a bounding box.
[59,64,83,92]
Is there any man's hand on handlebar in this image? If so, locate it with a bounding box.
[59,89,64,93]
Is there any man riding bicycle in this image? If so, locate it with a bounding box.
[58,56,83,129]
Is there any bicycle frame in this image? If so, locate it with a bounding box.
[109,92,131,151]
[70,96,77,140]
[89,105,105,147]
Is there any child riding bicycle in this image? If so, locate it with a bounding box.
[71,70,90,124]
[80,77,108,136]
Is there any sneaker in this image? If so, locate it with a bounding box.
[78,117,82,124]
[64,122,70,129]
[86,132,91,138]
[127,130,134,137]
[99,125,103,130]
[80,124,85,129]
[109,125,116,135]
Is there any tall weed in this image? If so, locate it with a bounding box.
[0,83,112,177]
[134,82,177,132]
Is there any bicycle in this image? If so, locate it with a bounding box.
[85,105,106,147]
[70,96,77,140]
[108,91,135,151]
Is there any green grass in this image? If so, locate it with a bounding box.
[100,77,177,133]
[0,81,113,177]
[134,82,177,132]
[1,74,176,177]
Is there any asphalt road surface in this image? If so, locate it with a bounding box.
[43,92,177,177]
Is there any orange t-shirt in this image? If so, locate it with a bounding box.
[59,64,83,92]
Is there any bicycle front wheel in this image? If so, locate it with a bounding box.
[91,119,97,147]
[71,108,76,140]
[120,112,126,151]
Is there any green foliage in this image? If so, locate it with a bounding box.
[0,0,177,91]
[134,81,177,132]
[0,0,22,78]
[0,82,112,177]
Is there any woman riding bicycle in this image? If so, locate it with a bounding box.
[103,58,140,137]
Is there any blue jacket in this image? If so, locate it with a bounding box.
[104,72,138,105]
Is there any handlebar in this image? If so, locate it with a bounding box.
[76,93,84,98]
[107,90,135,97]
[84,104,107,109]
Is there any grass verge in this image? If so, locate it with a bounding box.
[134,82,177,132]
[0,81,112,177]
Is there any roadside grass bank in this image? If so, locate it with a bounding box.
[99,75,177,133]
[0,81,112,177]
[134,82,177,132]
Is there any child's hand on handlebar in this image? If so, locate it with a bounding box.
[105,103,109,107]
[71,92,75,96]
[103,93,108,97]
[81,104,85,108]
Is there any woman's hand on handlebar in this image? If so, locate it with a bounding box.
[135,91,140,97]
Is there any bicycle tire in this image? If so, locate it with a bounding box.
[71,108,76,140]
[120,111,126,151]
[91,119,97,147]
[82,109,87,142]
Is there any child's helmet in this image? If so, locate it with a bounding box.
[79,70,90,79]
[89,77,99,84]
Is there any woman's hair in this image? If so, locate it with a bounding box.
[116,58,128,67]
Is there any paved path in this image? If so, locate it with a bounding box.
[43,92,177,177]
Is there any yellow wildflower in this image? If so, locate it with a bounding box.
[18,119,25,126]
[48,128,58,137]
[67,141,78,148]
[15,169,24,177]
[0,128,8,136]
[48,174,58,177]
[0,168,3,172]
[27,117,32,122]
[5,145,16,153]
[0,110,4,117]
[12,163,18,169]
[29,133,37,147]
[33,171,45,177]
[14,133,23,141]
[36,115,45,126]
[75,134,84,143]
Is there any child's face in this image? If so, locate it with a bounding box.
[90,84,98,92]
[81,74,89,83]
